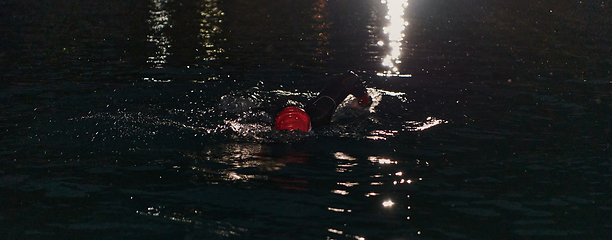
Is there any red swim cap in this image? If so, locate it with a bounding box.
[275,106,311,132]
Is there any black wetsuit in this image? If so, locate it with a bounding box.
[305,72,369,128]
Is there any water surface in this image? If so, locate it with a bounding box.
[1,0,611,239]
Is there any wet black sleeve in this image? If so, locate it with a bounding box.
[305,72,368,128]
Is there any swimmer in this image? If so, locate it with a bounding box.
[275,71,372,132]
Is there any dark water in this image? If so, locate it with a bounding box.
[2,0,611,239]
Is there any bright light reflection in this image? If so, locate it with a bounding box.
[368,156,397,164]
[366,129,398,140]
[271,90,318,98]
[377,0,411,77]
[394,179,412,185]
[334,152,356,160]
[147,0,171,68]
[328,207,345,212]
[185,143,278,183]
[196,0,225,67]
[363,88,412,115]
[333,189,349,195]
[383,200,394,207]
[365,192,380,197]
[366,135,387,141]
[337,182,359,187]
[403,117,448,131]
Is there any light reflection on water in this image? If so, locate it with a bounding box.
[147,0,171,68]
[196,0,225,68]
[329,149,420,238]
[146,98,428,238]
[145,0,226,81]
[377,0,412,78]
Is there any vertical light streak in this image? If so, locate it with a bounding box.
[197,0,225,69]
[147,0,172,68]
[377,0,411,77]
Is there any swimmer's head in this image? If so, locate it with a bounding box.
[274,106,311,132]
